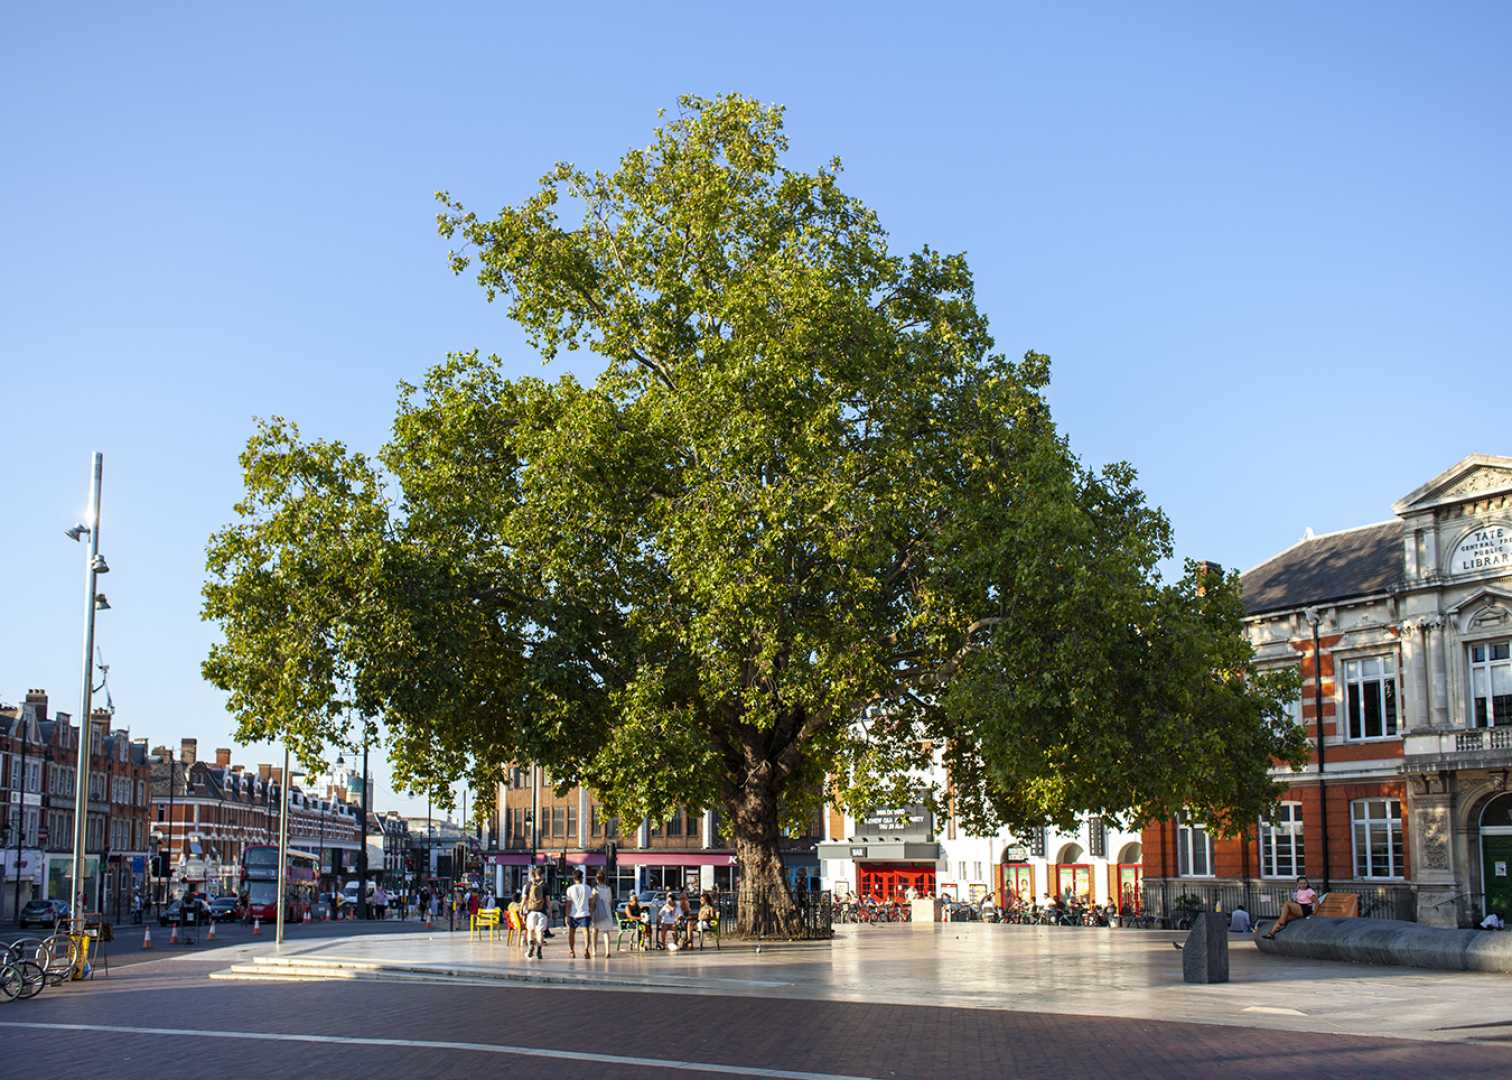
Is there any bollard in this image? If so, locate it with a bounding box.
[1182,912,1230,984]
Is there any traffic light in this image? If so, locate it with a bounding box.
[557,850,568,875]
[155,852,172,878]
[605,841,617,872]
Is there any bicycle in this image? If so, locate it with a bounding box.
[0,957,46,1001]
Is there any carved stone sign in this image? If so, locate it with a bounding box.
[1449,524,1512,576]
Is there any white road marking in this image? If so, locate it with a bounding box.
[0,1021,880,1080]
[1242,1006,1308,1016]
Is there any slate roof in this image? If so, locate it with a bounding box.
[1241,520,1405,616]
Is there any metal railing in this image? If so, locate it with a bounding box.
[710,888,833,940]
[1140,880,1420,928]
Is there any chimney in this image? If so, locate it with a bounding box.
[23,689,47,721]
[271,767,283,786]
[258,763,272,781]
[180,738,198,765]
[91,707,111,736]
[215,747,232,768]
[1194,560,1224,597]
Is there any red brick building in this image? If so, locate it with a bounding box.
[1143,455,1512,927]
[150,739,363,898]
[491,764,821,901]
[1,689,151,919]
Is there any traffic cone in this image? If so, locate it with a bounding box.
[169,923,178,945]
[252,917,262,936]
[207,919,217,941]
[142,926,153,949]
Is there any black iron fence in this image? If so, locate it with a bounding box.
[711,888,833,940]
[1140,880,1420,928]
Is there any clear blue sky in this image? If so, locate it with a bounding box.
[3,3,1508,816]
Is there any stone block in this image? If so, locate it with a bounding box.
[1182,912,1229,984]
[1254,917,1512,974]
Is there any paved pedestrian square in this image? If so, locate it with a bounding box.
[205,922,1512,1045]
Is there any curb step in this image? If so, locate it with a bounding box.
[212,954,788,992]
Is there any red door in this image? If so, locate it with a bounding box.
[858,864,937,901]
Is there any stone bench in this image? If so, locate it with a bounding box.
[1255,917,1512,974]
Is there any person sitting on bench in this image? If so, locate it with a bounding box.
[1263,876,1318,939]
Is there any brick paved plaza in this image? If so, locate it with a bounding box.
[5,924,1512,1078]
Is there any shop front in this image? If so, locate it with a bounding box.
[817,839,942,900]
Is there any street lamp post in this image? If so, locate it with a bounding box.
[67,451,108,934]
[274,747,291,949]
[358,729,370,920]
[12,713,28,923]
[1304,607,1331,893]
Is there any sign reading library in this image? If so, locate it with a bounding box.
[1452,525,1512,575]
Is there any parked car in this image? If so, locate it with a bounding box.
[159,899,184,926]
[208,895,242,922]
[17,898,70,929]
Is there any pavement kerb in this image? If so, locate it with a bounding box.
[211,952,794,995]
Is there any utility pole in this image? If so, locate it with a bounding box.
[69,452,104,932]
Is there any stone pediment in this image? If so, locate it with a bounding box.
[1447,586,1512,634]
[1393,455,1512,515]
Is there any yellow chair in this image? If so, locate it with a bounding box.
[472,907,501,942]
[505,907,526,947]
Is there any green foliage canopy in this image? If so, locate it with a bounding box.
[203,95,1304,861]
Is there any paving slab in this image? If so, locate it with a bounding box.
[204,922,1512,1045]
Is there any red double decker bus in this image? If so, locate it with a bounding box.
[240,845,318,924]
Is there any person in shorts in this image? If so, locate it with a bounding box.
[1263,876,1319,938]
[657,893,679,950]
[524,867,549,959]
[565,869,593,958]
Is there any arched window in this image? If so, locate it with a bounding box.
[1116,842,1143,866]
[1055,843,1085,864]
[1481,792,1512,829]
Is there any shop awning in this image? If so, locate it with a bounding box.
[817,841,940,862]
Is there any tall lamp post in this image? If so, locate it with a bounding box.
[274,747,291,949]
[11,711,28,924]
[358,728,370,920]
[1304,607,1331,893]
[66,452,110,934]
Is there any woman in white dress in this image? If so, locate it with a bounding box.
[591,870,617,958]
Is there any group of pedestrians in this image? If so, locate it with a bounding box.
[522,866,615,959]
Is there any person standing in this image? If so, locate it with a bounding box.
[591,870,616,959]
[565,869,592,958]
[524,867,549,960]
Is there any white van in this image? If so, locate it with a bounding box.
[340,880,376,907]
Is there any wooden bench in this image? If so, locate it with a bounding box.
[1315,892,1360,918]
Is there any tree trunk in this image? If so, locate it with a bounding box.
[728,776,803,938]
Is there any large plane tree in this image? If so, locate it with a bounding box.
[202,95,1304,935]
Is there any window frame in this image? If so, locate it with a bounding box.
[1350,798,1405,880]
[1341,654,1399,741]
[1258,801,1305,879]
[1469,639,1512,729]
[1175,813,1215,878]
